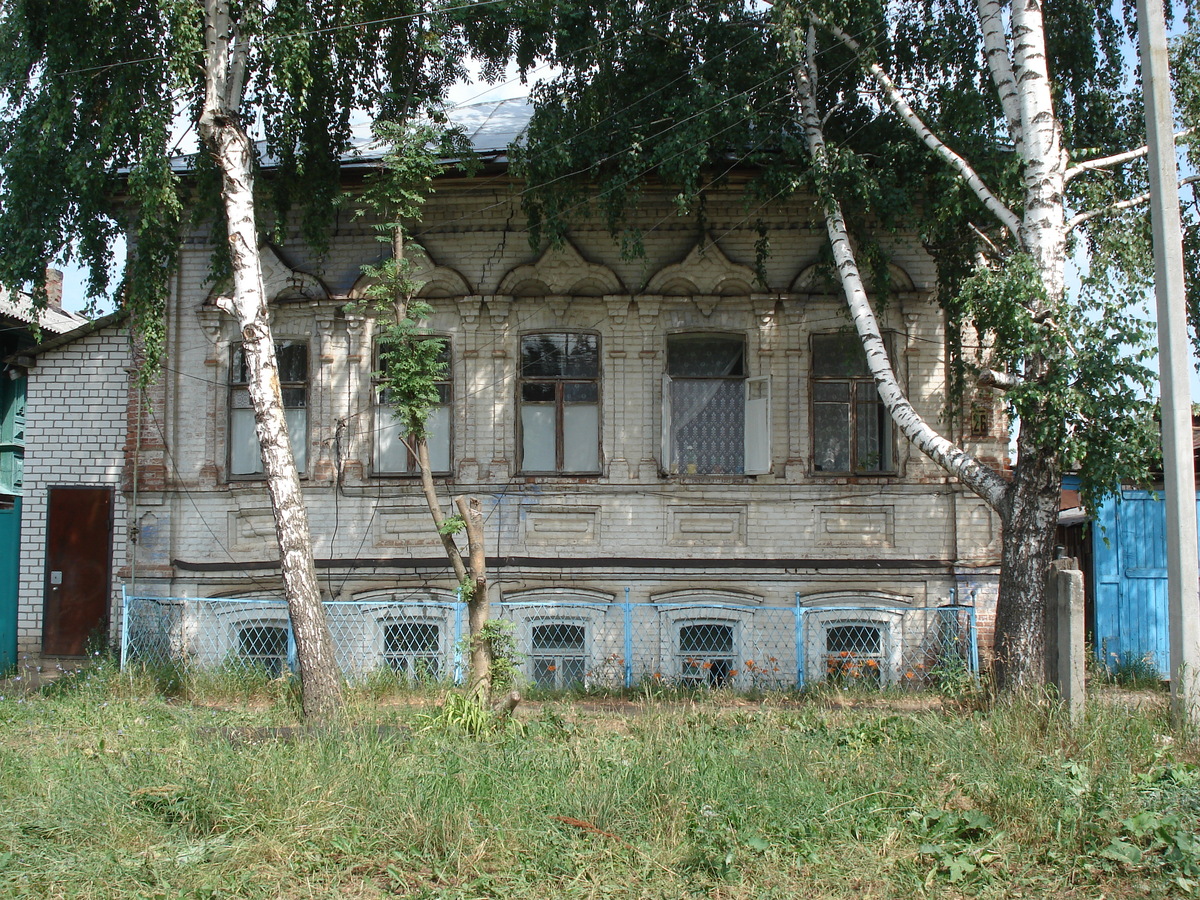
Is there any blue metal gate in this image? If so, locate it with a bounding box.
[1092,489,1197,677]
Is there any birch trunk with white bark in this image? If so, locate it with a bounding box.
[198,0,342,719]
[985,0,1069,690]
[799,5,1073,688]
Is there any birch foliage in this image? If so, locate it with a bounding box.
[516,0,1199,686]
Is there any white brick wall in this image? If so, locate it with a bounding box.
[145,182,1002,620]
[16,325,131,656]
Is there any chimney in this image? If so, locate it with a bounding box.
[45,267,63,310]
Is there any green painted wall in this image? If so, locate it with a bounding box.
[0,497,19,672]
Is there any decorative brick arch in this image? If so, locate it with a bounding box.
[644,238,758,296]
[205,244,330,305]
[497,240,624,297]
[789,261,917,295]
[347,244,472,301]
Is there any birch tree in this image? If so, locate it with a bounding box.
[514,0,1198,688]
[0,0,519,716]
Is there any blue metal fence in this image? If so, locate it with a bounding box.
[120,588,977,691]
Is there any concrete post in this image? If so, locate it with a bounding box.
[1046,558,1086,722]
[1138,0,1200,727]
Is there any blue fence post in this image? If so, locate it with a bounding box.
[968,599,980,676]
[120,586,130,670]
[794,591,804,689]
[286,610,298,674]
[623,587,633,688]
[453,588,465,685]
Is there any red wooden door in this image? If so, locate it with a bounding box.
[42,486,113,656]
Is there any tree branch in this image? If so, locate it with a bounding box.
[976,0,1024,157]
[978,369,1023,390]
[1067,174,1200,231]
[417,439,468,584]
[1065,128,1194,182]
[811,16,1023,237]
[793,25,1009,513]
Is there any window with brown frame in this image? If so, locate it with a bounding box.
[374,339,452,475]
[811,332,893,474]
[229,341,307,477]
[519,332,600,474]
[662,333,770,475]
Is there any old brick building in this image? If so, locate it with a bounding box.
[18,100,1006,684]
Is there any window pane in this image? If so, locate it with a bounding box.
[563,403,599,471]
[856,391,888,472]
[812,333,869,378]
[230,408,261,475]
[276,342,308,383]
[813,382,849,402]
[386,622,440,654]
[679,623,734,654]
[826,624,881,655]
[532,623,585,651]
[667,335,745,377]
[521,405,556,471]
[533,657,558,688]
[375,413,408,473]
[565,333,599,377]
[670,379,744,474]
[561,657,587,687]
[285,407,307,473]
[521,334,565,377]
[239,625,288,677]
[232,347,248,384]
[564,382,598,403]
[426,405,451,472]
[522,382,555,402]
[813,402,850,472]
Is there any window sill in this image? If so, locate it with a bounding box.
[371,472,455,481]
[517,473,604,483]
[660,472,762,484]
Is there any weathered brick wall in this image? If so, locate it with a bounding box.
[140,180,1003,648]
[17,324,132,656]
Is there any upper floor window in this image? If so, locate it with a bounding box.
[663,334,770,475]
[811,333,893,474]
[519,332,600,474]
[229,342,307,477]
[375,339,452,475]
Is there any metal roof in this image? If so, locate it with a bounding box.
[169,97,534,173]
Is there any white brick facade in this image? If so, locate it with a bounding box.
[18,178,1005,668]
[139,180,1003,627]
[17,322,131,656]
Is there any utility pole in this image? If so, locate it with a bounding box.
[1138,0,1200,726]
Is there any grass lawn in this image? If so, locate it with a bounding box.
[0,664,1198,899]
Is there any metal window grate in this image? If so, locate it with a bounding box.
[678,622,736,687]
[383,621,441,680]
[531,622,586,689]
[120,594,978,694]
[237,624,288,677]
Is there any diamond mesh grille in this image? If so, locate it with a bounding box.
[121,595,976,692]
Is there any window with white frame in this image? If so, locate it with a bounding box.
[382,620,442,680]
[519,332,600,473]
[229,341,308,476]
[237,623,289,677]
[530,621,588,689]
[811,333,893,474]
[677,621,736,687]
[375,339,452,475]
[663,334,769,475]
